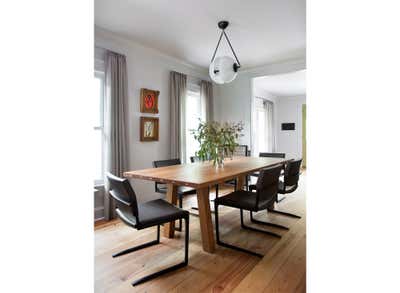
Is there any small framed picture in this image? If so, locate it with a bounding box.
[140,88,159,114]
[140,117,159,141]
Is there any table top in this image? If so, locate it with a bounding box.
[123,156,290,188]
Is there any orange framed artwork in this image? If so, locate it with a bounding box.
[140,117,159,141]
[140,88,159,114]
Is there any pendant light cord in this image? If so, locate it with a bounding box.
[223,31,241,68]
[210,31,224,63]
[210,29,241,69]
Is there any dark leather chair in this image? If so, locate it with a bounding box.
[250,158,302,219]
[260,152,285,158]
[230,144,249,157]
[153,159,196,231]
[214,165,285,257]
[250,152,286,201]
[250,153,286,176]
[274,158,302,218]
[106,173,189,286]
[225,145,250,190]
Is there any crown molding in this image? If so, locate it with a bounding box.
[240,57,306,76]
[94,26,209,77]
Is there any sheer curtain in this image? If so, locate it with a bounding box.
[264,99,276,152]
[104,50,129,220]
[252,97,276,156]
[170,71,187,161]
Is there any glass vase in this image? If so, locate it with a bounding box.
[216,147,225,168]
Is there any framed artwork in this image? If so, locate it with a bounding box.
[140,117,159,141]
[140,88,159,114]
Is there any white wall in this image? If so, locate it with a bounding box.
[213,58,306,148]
[95,27,209,202]
[275,95,306,159]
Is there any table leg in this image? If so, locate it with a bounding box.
[236,174,246,191]
[196,186,215,253]
[164,183,178,238]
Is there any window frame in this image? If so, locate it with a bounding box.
[94,70,105,185]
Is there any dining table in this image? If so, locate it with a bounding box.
[123,156,290,253]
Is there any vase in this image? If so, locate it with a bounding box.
[216,147,225,168]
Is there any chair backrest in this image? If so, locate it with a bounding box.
[152,159,181,191]
[231,145,249,157]
[152,158,181,168]
[190,156,200,163]
[284,158,302,187]
[255,165,282,209]
[106,172,139,222]
[259,152,285,158]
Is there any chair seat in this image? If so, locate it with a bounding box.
[138,199,188,229]
[278,181,297,194]
[214,190,274,211]
[156,185,196,196]
[117,199,188,230]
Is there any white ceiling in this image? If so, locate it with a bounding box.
[95,0,306,69]
[254,69,306,97]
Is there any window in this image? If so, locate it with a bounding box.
[185,83,205,163]
[94,71,105,184]
[253,97,274,156]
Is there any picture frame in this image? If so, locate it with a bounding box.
[140,117,159,141]
[140,88,159,114]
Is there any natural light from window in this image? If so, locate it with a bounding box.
[94,73,104,184]
[185,87,204,163]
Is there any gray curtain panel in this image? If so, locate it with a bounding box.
[104,51,129,220]
[170,71,187,161]
[200,80,214,121]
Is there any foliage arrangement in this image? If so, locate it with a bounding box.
[191,120,244,166]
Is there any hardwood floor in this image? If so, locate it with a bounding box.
[95,175,306,292]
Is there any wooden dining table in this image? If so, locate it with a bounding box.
[124,156,290,253]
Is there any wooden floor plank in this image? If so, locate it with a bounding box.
[262,235,306,292]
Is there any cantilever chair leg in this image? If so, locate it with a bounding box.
[267,208,301,219]
[214,203,263,258]
[175,196,183,232]
[131,216,189,286]
[240,210,282,238]
[275,195,286,203]
[249,211,289,230]
[113,225,160,258]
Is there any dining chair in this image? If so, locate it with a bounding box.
[214,165,285,257]
[225,145,250,190]
[106,173,189,286]
[153,159,196,231]
[250,152,286,201]
[250,158,302,219]
[250,153,286,177]
[269,158,303,218]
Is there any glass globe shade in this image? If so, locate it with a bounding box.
[209,56,238,84]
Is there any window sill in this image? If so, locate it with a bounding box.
[94,181,105,189]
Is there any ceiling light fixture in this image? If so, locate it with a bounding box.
[209,21,241,84]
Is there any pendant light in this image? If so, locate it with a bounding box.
[209,21,241,84]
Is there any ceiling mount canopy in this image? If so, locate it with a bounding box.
[209,20,241,84]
